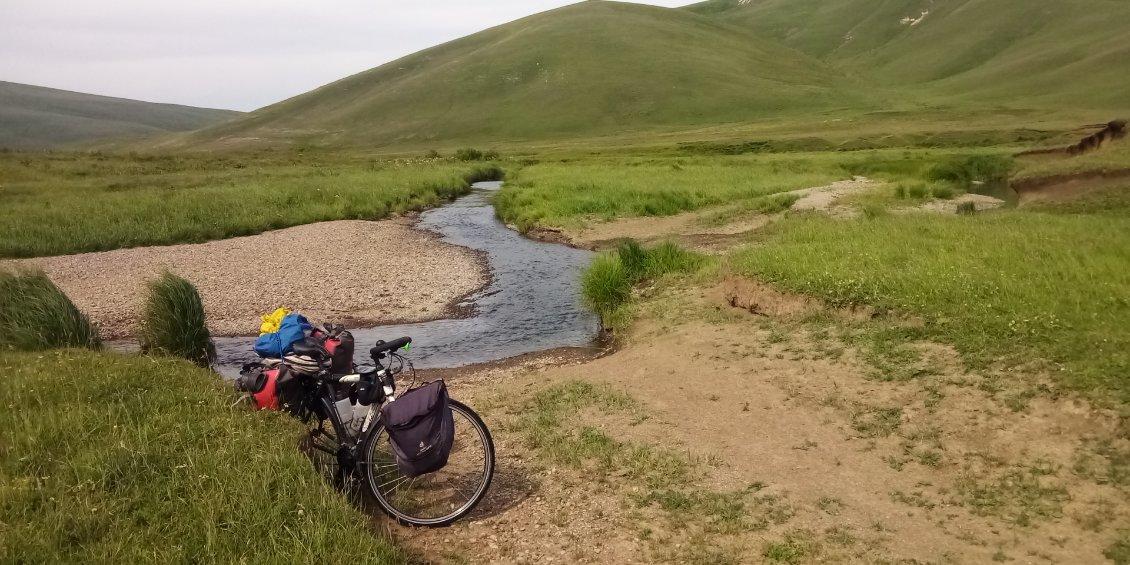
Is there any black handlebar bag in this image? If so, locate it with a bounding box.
[380,380,454,477]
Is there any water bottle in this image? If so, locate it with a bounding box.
[335,397,354,425]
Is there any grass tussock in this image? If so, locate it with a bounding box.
[454,148,500,161]
[927,154,1012,187]
[582,239,705,331]
[0,349,408,564]
[0,151,502,258]
[138,272,215,368]
[0,270,99,351]
[732,211,1130,400]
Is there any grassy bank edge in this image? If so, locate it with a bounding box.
[0,349,411,564]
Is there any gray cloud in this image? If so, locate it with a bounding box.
[0,0,688,111]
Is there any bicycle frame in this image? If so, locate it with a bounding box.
[305,356,400,464]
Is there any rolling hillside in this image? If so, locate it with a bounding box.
[186,1,874,149]
[0,82,240,149]
[687,0,1130,109]
[185,0,1126,150]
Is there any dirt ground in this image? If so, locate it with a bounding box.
[2,217,488,338]
[379,182,1125,564]
[390,284,1128,564]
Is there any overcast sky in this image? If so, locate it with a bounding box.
[0,1,688,112]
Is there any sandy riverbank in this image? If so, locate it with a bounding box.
[2,218,489,338]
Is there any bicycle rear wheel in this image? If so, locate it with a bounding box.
[361,399,494,527]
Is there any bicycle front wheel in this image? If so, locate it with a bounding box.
[361,399,495,527]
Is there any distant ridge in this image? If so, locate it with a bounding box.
[0,81,241,148]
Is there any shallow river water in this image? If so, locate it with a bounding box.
[213,181,599,376]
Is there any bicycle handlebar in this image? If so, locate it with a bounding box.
[369,336,411,358]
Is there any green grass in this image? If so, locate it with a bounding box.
[582,239,706,330]
[761,529,820,564]
[732,211,1130,400]
[0,270,100,351]
[1023,181,1130,215]
[1014,141,1130,184]
[138,272,215,368]
[183,1,869,151]
[692,0,1130,111]
[0,151,501,258]
[581,254,632,330]
[0,81,239,149]
[0,349,408,564]
[496,155,844,231]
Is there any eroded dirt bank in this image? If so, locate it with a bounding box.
[1,218,488,338]
[395,284,1127,564]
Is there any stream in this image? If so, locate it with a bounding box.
[213,181,599,377]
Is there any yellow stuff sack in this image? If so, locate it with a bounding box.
[259,307,291,335]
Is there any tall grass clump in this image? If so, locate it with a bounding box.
[582,239,705,331]
[0,350,409,563]
[582,254,632,331]
[463,163,504,184]
[0,271,100,351]
[138,272,215,368]
[644,241,706,277]
[617,239,650,281]
[928,154,1012,187]
[455,148,483,161]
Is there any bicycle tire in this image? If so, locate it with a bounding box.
[360,399,495,527]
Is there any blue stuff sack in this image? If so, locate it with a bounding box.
[253,314,312,358]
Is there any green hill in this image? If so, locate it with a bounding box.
[687,0,1130,110]
[185,0,1126,150]
[187,1,872,149]
[0,81,240,149]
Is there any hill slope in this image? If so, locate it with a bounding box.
[687,0,1130,110]
[0,82,240,148]
[187,1,871,149]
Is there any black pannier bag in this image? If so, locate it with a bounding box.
[273,364,306,416]
[380,380,454,477]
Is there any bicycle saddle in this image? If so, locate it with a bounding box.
[290,337,330,360]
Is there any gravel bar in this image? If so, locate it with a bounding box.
[3,218,489,339]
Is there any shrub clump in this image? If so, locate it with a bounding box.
[138,271,215,368]
[455,148,500,161]
[0,270,100,351]
[581,239,705,331]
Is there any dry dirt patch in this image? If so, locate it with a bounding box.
[387,285,1128,564]
[2,218,487,338]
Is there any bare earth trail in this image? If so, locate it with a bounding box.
[1,218,488,338]
[397,285,1128,564]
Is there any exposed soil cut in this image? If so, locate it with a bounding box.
[1,218,489,339]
